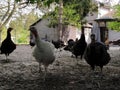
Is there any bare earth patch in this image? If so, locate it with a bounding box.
[0,45,120,90]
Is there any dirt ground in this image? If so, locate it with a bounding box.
[0,45,120,90]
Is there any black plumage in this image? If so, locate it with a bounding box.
[0,27,16,60]
[72,27,87,59]
[64,39,75,51]
[52,40,65,49]
[84,34,111,72]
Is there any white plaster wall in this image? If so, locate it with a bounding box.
[85,12,98,24]
[34,19,58,41]
[109,30,120,41]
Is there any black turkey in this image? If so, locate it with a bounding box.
[52,40,65,50]
[0,27,16,61]
[84,34,111,72]
[64,39,75,52]
[72,26,87,59]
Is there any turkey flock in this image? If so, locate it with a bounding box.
[0,26,111,80]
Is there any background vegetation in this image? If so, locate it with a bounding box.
[1,12,39,44]
[108,5,120,31]
[1,0,98,44]
[1,0,120,44]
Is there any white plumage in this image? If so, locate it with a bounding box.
[29,27,55,78]
[33,40,55,66]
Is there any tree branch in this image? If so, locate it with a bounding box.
[1,1,10,21]
[2,1,17,27]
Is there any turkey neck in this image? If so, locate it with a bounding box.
[34,34,44,49]
[80,26,86,42]
[6,30,12,40]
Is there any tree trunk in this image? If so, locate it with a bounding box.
[2,1,16,27]
[58,0,63,40]
[0,30,2,44]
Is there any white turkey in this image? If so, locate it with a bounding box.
[29,26,55,79]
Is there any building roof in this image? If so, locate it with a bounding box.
[95,10,117,22]
[101,10,115,18]
[83,23,93,28]
[30,19,42,26]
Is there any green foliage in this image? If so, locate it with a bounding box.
[16,29,29,44]
[108,22,120,31]
[63,4,80,26]
[6,12,39,44]
[44,0,97,28]
[1,27,8,42]
[113,5,120,18]
[15,0,21,2]
[107,5,120,31]
[15,0,98,28]
[44,3,81,28]
[42,0,56,6]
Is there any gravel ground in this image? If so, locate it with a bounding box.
[0,45,120,90]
